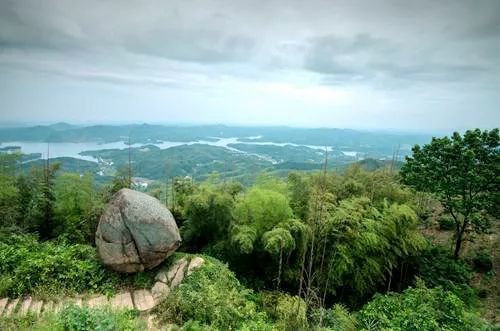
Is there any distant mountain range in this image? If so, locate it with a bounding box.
[0,123,427,184]
[0,123,431,153]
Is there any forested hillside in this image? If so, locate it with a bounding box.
[0,129,498,330]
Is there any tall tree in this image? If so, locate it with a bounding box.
[401,129,499,258]
[0,153,20,229]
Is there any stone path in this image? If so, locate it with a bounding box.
[0,256,204,325]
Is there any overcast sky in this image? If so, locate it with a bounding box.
[0,0,499,131]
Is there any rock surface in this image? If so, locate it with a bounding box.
[110,292,134,310]
[96,189,181,273]
[187,257,205,276]
[4,298,19,316]
[19,297,32,315]
[151,281,170,303]
[87,295,108,308]
[0,298,8,315]
[133,290,155,312]
[30,300,43,315]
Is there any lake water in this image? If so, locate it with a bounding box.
[0,138,353,163]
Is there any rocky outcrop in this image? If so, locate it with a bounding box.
[96,189,181,273]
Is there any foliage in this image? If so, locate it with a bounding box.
[438,215,456,230]
[0,305,144,331]
[287,172,310,221]
[260,291,308,330]
[13,163,60,239]
[472,251,493,273]
[323,197,426,299]
[0,235,155,298]
[0,154,20,228]
[357,284,492,330]
[181,183,235,252]
[0,235,117,297]
[310,304,357,331]
[155,256,271,330]
[232,188,294,248]
[230,187,310,287]
[53,173,105,244]
[415,246,472,286]
[58,304,143,331]
[413,245,476,306]
[401,128,499,258]
[0,128,496,327]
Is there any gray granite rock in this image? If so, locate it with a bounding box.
[96,189,181,273]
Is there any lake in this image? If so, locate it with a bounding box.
[0,138,355,163]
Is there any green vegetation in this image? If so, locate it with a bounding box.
[0,235,156,298]
[0,305,144,331]
[401,128,499,258]
[357,283,490,330]
[156,256,274,330]
[0,128,497,330]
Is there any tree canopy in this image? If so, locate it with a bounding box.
[401,128,499,258]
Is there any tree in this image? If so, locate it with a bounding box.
[231,188,293,254]
[53,173,104,244]
[39,162,60,239]
[401,129,499,258]
[321,197,425,300]
[231,187,308,287]
[182,185,235,251]
[0,153,20,228]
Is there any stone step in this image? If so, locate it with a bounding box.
[110,292,134,310]
[132,290,155,312]
[170,259,188,289]
[53,301,64,313]
[19,296,33,315]
[0,298,8,316]
[42,301,54,314]
[4,298,19,316]
[187,257,204,276]
[151,282,170,304]
[30,300,43,315]
[74,298,83,307]
[87,295,108,308]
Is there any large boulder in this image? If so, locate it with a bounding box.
[96,188,181,273]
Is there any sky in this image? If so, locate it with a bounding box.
[0,0,499,132]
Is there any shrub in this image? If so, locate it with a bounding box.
[357,285,492,331]
[58,304,143,331]
[155,255,271,330]
[260,292,307,330]
[472,251,493,273]
[0,235,118,297]
[0,235,156,298]
[414,245,477,306]
[0,305,144,331]
[438,215,455,230]
[310,304,357,331]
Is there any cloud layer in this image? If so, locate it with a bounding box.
[0,0,499,131]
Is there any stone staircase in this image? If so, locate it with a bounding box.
[0,256,204,327]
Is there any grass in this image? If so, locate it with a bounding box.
[0,235,180,300]
[0,304,146,331]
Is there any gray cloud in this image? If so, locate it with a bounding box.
[0,0,498,130]
[123,29,256,63]
[0,0,258,64]
[304,31,498,88]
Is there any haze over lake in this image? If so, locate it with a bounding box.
[1,137,353,164]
